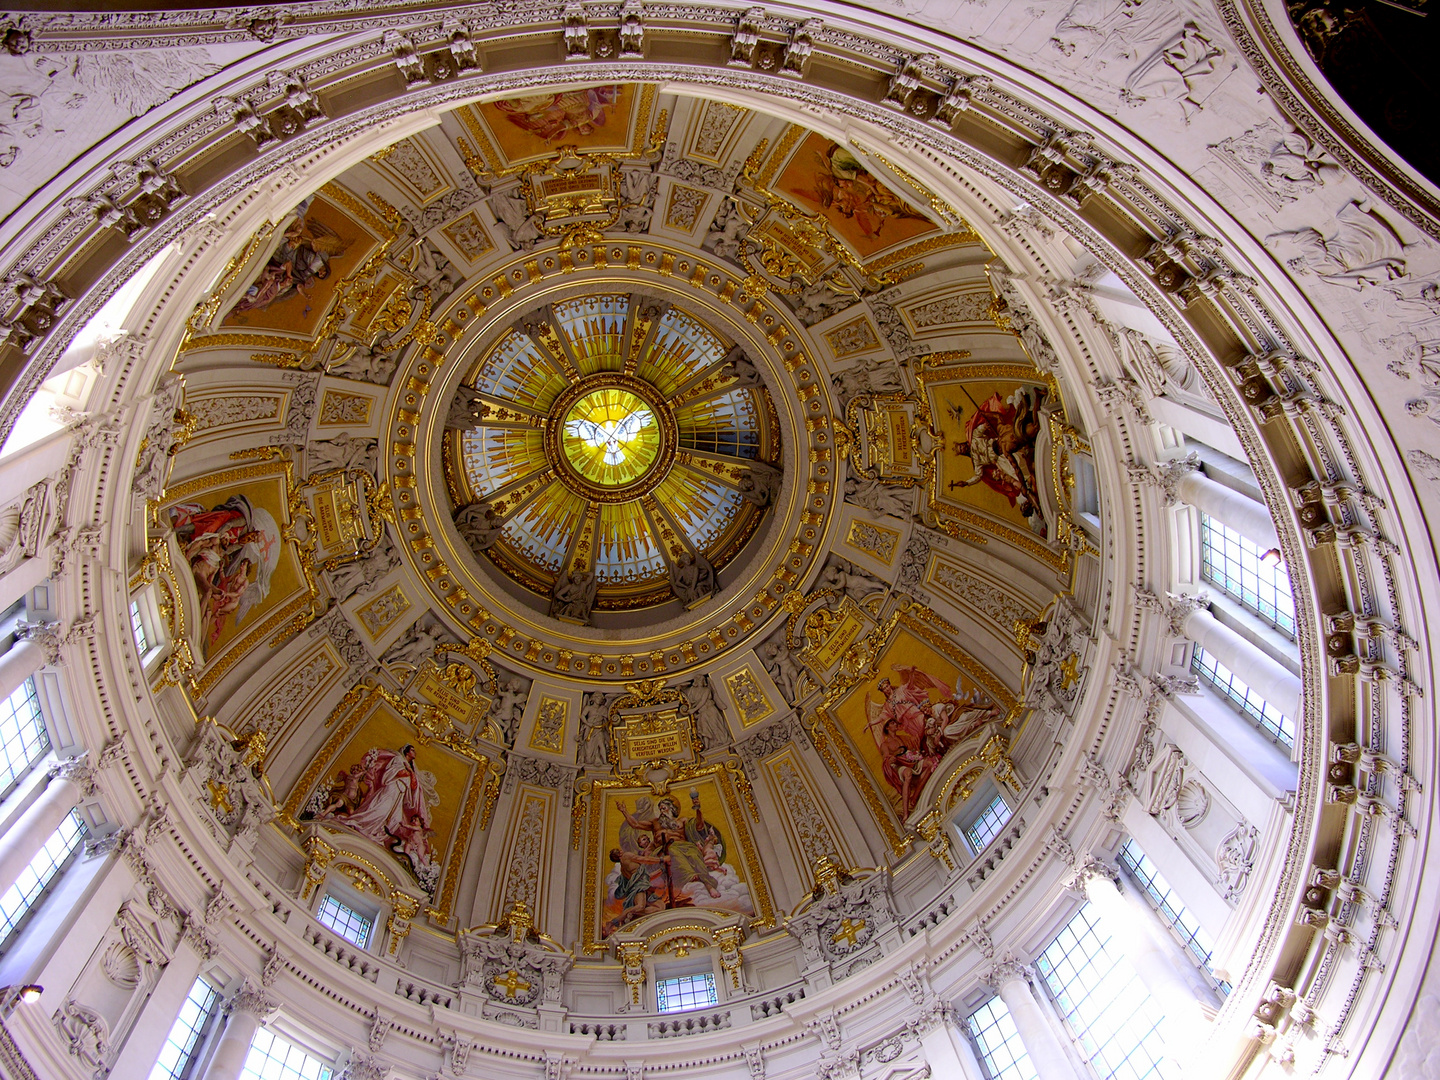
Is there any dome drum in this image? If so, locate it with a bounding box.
[0,15,1430,1080]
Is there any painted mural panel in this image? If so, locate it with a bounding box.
[932,378,1051,536]
[222,195,376,335]
[164,466,306,664]
[476,85,636,160]
[828,628,1003,820]
[773,132,937,259]
[297,702,476,896]
[580,767,773,951]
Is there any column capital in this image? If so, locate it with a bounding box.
[1072,855,1122,892]
[1129,452,1199,505]
[49,754,97,797]
[225,978,279,1021]
[14,621,62,667]
[983,951,1033,989]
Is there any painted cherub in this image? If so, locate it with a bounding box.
[319,763,366,816]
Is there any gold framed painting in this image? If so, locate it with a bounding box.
[808,607,1016,853]
[771,131,940,261]
[283,683,487,919]
[918,361,1068,570]
[221,192,381,336]
[578,766,773,953]
[160,457,321,691]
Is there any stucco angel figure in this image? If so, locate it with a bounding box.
[551,568,598,625]
[455,502,506,554]
[670,553,718,607]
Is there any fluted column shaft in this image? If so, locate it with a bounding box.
[1182,606,1301,720]
[0,763,84,897]
[990,964,1083,1080]
[1175,470,1279,550]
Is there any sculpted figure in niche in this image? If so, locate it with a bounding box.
[383,612,457,669]
[722,346,763,388]
[759,636,807,705]
[489,676,529,745]
[670,552,718,607]
[326,535,399,603]
[410,239,461,302]
[818,556,886,604]
[681,675,732,751]
[833,357,905,406]
[792,280,853,326]
[551,568,598,625]
[738,462,781,508]
[619,167,657,233]
[577,692,612,769]
[703,197,748,261]
[307,432,378,477]
[845,475,912,520]
[445,386,486,431]
[455,502,506,554]
[489,186,543,251]
[328,337,403,385]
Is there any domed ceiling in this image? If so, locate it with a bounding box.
[154,82,1093,953]
[446,293,780,615]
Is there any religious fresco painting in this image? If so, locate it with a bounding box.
[476,85,637,161]
[164,474,304,663]
[773,132,938,259]
[222,194,376,335]
[297,704,475,896]
[597,777,755,940]
[933,379,1051,536]
[830,628,1003,820]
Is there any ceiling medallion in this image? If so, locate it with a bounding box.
[445,290,781,617]
[547,373,678,502]
[397,241,837,682]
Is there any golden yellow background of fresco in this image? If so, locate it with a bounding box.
[931,378,1049,533]
[164,475,304,663]
[774,132,938,260]
[475,85,637,163]
[299,703,475,883]
[222,195,376,336]
[830,628,991,818]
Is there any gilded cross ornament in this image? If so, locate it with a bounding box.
[831,917,866,948]
[205,779,234,814]
[492,969,533,999]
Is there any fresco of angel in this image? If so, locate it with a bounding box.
[168,493,280,652]
[228,197,353,319]
[865,665,1001,816]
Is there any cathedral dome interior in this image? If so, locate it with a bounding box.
[0,4,1435,1080]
